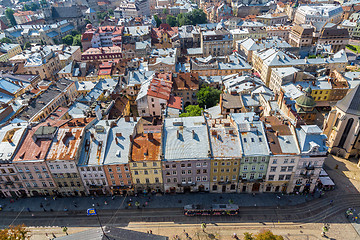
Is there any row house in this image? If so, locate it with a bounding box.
[45,118,95,197]
[103,118,136,196]
[130,132,163,194]
[231,113,271,193]
[162,116,211,193]
[78,121,111,195]
[208,118,241,193]
[0,123,28,198]
[12,116,68,197]
[263,116,300,193]
[293,125,327,193]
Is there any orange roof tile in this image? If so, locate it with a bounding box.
[131,133,161,161]
[167,96,182,110]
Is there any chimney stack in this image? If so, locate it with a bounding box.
[148,132,153,141]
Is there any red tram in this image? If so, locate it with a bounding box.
[184,204,239,216]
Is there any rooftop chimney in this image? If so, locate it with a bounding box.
[148,132,153,141]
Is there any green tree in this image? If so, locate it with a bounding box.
[154,15,162,27]
[244,230,284,240]
[72,34,82,47]
[62,35,74,45]
[180,105,203,117]
[166,15,177,27]
[244,232,254,240]
[0,224,31,239]
[108,9,114,16]
[162,8,169,14]
[196,86,221,109]
[5,8,17,26]
[0,37,12,43]
[24,42,31,49]
[96,11,108,20]
[70,30,80,36]
[85,19,92,25]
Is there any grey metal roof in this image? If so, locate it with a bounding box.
[230,113,270,156]
[336,84,360,115]
[163,116,210,161]
[103,118,137,165]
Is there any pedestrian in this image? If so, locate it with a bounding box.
[149,230,152,234]
[111,196,115,200]
[104,201,108,205]
[52,233,56,238]
[201,223,206,232]
[147,231,149,234]
[27,207,31,212]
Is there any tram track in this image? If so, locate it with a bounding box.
[0,194,359,227]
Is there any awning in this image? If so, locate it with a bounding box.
[319,177,335,186]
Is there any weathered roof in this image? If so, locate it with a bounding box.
[208,118,242,158]
[131,132,161,162]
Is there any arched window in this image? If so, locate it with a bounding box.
[338,118,354,148]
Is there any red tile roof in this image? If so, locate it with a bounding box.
[167,96,182,110]
[147,73,173,100]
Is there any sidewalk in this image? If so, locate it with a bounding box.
[0,192,318,213]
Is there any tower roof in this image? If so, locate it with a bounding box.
[336,84,360,115]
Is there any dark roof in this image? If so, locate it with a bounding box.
[336,84,360,115]
[52,6,83,19]
[56,226,168,240]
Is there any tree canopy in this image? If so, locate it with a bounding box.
[244,230,284,240]
[180,105,203,117]
[166,15,177,27]
[62,35,73,45]
[154,15,162,28]
[5,8,17,26]
[196,85,221,109]
[0,224,31,240]
[23,2,39,11]
[62,34,82,47]
[0,37,12,43]
[176,9,207,27]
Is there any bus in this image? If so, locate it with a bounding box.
[184,204,239,216]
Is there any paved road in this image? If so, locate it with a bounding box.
[0,193,359,228]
